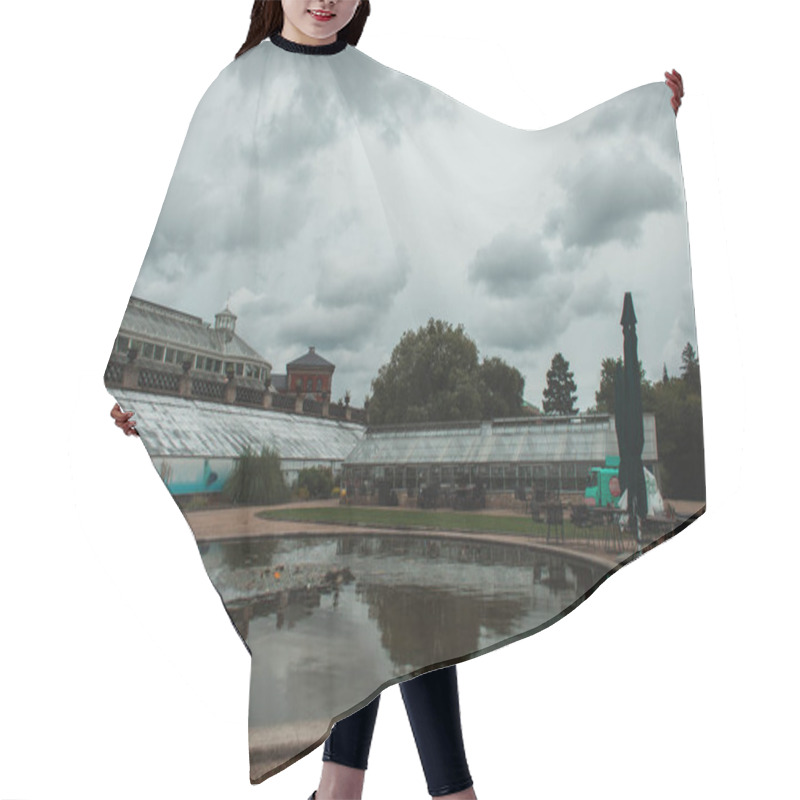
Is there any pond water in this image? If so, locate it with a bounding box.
[198,532,608,734]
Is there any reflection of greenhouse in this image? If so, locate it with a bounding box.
[342,414,658,506]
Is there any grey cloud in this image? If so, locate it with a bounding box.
[277,303,383,352]
[315,249,409,310]
[474,277,573,352]
[144,63,353,273]
[664,286,700,369]
[468,226,553,298]
[568,275,616,318]
[554,246,588,274]
[545,145,680,249]
[232,289,293,353]
[258,79,346,165]
[332,50,458,148]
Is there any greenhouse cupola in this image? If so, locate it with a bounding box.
[214,305,237,343]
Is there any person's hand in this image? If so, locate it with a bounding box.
[665,69,684,116]
[110,402,139,436]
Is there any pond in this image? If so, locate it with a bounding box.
[198,532,608,739]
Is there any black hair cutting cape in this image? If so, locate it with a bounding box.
[104,34,705,784]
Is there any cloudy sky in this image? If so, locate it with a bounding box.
[130,38,697,410]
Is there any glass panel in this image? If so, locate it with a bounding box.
[562,463,578,492]
[154,345,164,362]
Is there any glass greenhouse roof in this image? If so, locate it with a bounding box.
[344,415,658,466]
[109,390,365,460]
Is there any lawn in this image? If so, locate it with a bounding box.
[255,504,594,540]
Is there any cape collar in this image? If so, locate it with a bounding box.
[269,31,348,56]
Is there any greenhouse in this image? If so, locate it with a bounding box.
[342,414,658,504]
[109,389,365,494]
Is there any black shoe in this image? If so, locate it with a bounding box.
[307,793,316,800]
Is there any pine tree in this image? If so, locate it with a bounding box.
[680,342,701,393]
[542,353,578,415]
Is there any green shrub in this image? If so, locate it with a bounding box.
[296,466,334,500]
[222,445,289,506]
[175,494,209,512]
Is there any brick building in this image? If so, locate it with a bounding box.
[270,347,335,403]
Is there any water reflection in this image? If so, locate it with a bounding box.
[198,532,607,779]
[205,535,599,684]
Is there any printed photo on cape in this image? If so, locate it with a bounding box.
[103,21,704,783]
[9,1,798,799]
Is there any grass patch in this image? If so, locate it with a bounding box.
[255,505,599,540]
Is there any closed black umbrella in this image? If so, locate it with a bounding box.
[614,292,648,540]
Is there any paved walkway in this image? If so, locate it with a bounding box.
[184,501,390,540]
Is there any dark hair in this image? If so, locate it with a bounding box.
[236,1,371,59]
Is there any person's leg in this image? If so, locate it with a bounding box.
[400,665,476,799]
[315,694,381,800]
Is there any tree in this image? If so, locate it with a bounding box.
[681,342,701,394]
[542,353,578,415]
[368,318,525,424]
[589,348,704,500]
[478,356,525,419]
[595,357,623,413]
[222,445,289,506]
[594,356,650,414]
[643,378,704,500]
[639,345,704,501]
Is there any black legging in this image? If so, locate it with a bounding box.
[323,665,473,797]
